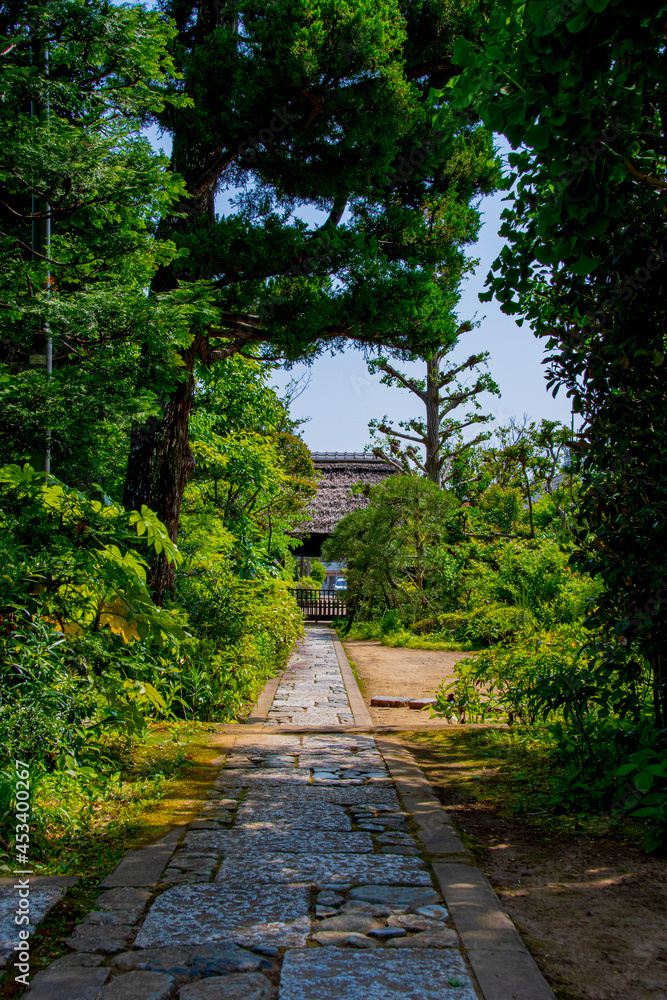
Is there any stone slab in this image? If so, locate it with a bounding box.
[370,697,411,708]
[348,886,441,909]
[331,635,373,728]
[217,854,431,886]
[467,949,556,1000]
[215,771,311,787]
[245,786,399,807]
[278,949,477,1000]
[311,932,377,948]
[0,884,64,949]
[135,884,310,949]
[315,913,383,934]
[234,803,351,831]
[178,974,276,1000]
[65,924,135,954]
[94,889,151,923]
[113,944,267,978]
[101,970,174,1000]
[184,830,372,855]
[24,966,110,1000]
[247,676,283,724]
[100,830,183,888]
[386,927,459,948]
[50,955,105,970]
[376,741,468,856]
[432,863,526,952]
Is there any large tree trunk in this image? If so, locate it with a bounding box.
[124,339,198,603]
[424,354,440,485]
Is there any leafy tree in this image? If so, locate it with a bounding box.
[0,463,183,647]
[323,475,459,622]
[183,355,317,577]
[445,0,667,727]
[121,0,500,599]
[481,417,573,539]
[0,0,193,490]
[367,340,499,485]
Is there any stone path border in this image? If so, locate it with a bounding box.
[246,677,281,724]
[374,739,554,1000]
[330,632,373,728]
[19,628,555,1000]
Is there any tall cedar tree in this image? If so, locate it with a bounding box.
[368,342,499,485]
[123,0,499,600]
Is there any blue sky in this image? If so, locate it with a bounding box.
[268,184,574,452]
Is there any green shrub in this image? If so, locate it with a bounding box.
[465,605,535,644]
[483,539,598,626]
[309,560,327,584]
[411,616,438,634]
[615,747,667,853]
[0,704,73,769]
[379,629,469,651]
[336,621,381,641]
[432,623,667,852]
[432,622,591,725]
[292,575,321,591]
[172,573,303,720]
[380,609,401,635]
[477,484,523,534]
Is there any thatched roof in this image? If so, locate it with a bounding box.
[300,452,395,536]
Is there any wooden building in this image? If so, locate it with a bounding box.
[293,451,395,561]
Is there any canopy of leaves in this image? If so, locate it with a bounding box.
[443,0,667,725]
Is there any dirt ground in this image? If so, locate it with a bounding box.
[403,734,667,1000]
[345,641,667,1000]
[343,638,468,727]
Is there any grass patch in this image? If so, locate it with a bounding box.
[30,721,226,877]
[339,645,368,698]
[336,621,471,652]
[400,727,646,843]
[381,633,472,652]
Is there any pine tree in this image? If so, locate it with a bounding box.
[121,0,499,599]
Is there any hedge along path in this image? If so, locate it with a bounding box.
[24,625,555,1000]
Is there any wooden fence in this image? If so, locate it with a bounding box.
[291,588,348,620]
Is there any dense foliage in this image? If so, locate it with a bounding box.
[443,2,667,739]
[3,0,667,862]
[329,421,667,851]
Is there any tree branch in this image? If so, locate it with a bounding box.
[623,158,667,189]
[377,361,426,401]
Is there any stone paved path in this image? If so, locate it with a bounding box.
[24,626,554,1000]
[264,627,353,726]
